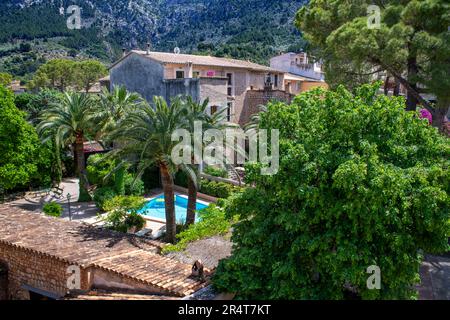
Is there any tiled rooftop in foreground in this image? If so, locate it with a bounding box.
[0,206,209,298]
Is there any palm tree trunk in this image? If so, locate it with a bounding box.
[160,163,176,243]
[75,133,91,202]
[186,177,198,226]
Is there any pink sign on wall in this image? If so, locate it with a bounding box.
[206,70,216,77]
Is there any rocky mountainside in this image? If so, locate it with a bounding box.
[0,0,308,81]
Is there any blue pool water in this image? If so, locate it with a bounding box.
[137,195,208,223]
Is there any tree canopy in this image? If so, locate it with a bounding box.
[28,59,107,93]
[295,0,450,129]
[213,84,450,299]
[0,85,55,191]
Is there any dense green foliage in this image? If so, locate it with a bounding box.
[93,187,117,212]
[162,204,235,254]
[87,154,145,204]
[43,202,63,218]
[176,171,240,199]
[102,195,147,213]
[102,196,147,233]
[0,73,12,86]
[87,154,115,187]
[0,86,55,191]
[14,89,63,123]
[29,59,107,92]
[37,91,99,201]
[200,180,241,199]
[213,84,450,299]
[204,166,228,178]
[296,0,450,128]
[1,0,307,79]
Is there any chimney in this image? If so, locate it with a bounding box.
[192,260,205,281]
[146,42,151,55]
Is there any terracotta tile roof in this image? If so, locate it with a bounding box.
[116,50,282,73]
[83,141,105,153]
[65,290,178,300]
[0,206,209,297]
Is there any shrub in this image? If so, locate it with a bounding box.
[200,180,240,199]
[204,166,228,178]
[162,204,235,253]
[124,173,145,196]
[103,196,147,233]
[103,195,146,213]
[86,154,115,187]
[212,84,450,300]
[43,202,63,217]
[124,212,146,231]
[93,187,117,211]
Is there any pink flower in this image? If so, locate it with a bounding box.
[419,109,433,125]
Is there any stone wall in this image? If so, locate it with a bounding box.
[164,78,200,102]
[240,89,294,126]
[0,242,91,300]
[199,77,228,112]
[110,53,166,103]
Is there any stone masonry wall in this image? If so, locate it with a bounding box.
[0,242,90,300]
[240,89,293,126]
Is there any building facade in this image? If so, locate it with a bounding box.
[110,50,288,126]
[270,52,325,81]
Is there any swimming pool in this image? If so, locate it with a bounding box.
[137,195,209,223]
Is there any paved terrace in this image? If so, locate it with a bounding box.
[0,206,209,298]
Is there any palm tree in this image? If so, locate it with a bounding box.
[109,96,189,243]
[37,92,97,202]
[183,97,237,225]
[96,86,143,194]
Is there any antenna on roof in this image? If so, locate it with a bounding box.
[174,47,181,55]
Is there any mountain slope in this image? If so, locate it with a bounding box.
[0,0,307,80]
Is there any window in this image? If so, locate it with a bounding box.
[210,105,218,115]
[227,73,233,86]
[274,74,279,88]
[176,70,185,79]
[226,73,234,96]
[227,102,233,122]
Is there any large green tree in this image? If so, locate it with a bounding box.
[29,59,107,93]
[0,73,12,87]
[37,92,97,202]
[0,86,54,191]
[213,84,449,299]
[183,97,237,225]
[75,60,108,93]
[97,86,144,195]
[296,0,450,129]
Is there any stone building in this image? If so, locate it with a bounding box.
[0,206,210,300]
[109,50,289,126]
